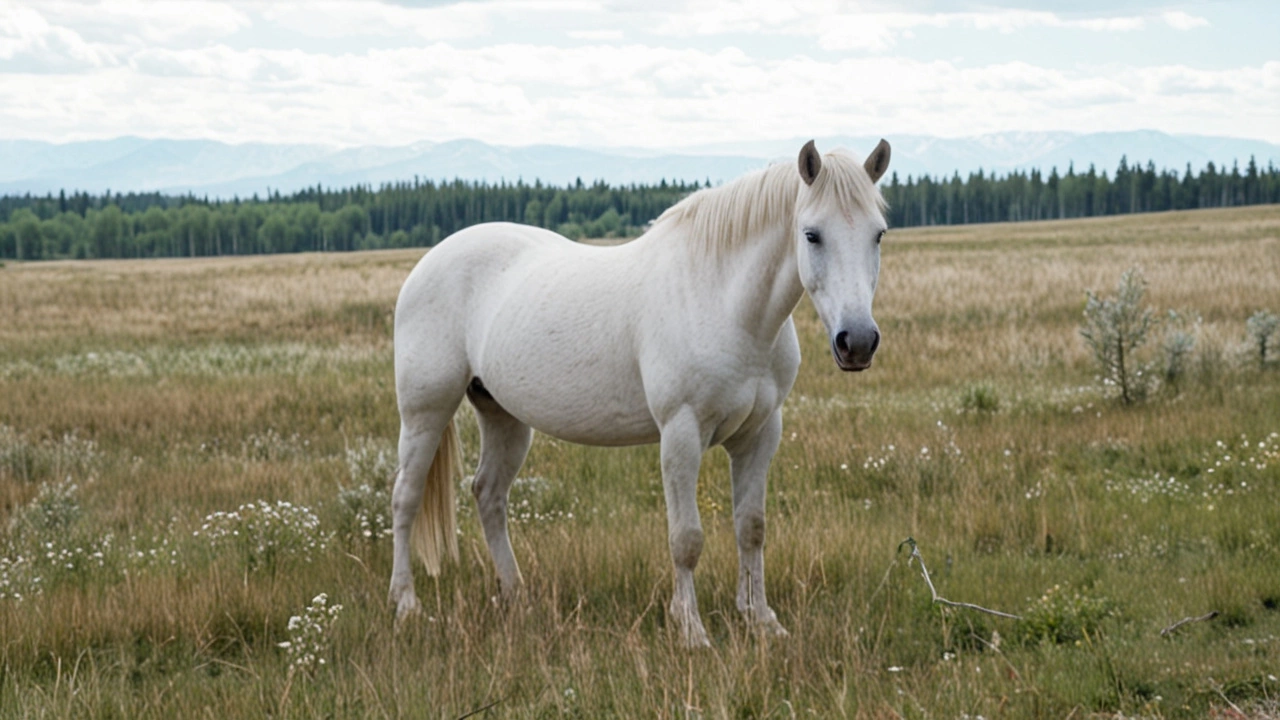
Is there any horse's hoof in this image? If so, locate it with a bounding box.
[498,582,525,608]
[393,594,422,628]
[678,624,712,649]
[757,618,790,639]
[744,610,789,639]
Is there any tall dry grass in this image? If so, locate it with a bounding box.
[1,205,1279,718]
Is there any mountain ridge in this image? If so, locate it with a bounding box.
[2,131,1277,199]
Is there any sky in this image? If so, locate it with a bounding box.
[1,0,1277,149]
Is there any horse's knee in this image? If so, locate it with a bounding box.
[736,511,766,551]
[670,527,704,569]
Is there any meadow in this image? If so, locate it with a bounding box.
[2,205,1279,718]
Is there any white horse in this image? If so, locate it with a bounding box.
[388,139,891,646]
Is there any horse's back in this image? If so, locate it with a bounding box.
[394,223,574,413]
[398,222,569,305]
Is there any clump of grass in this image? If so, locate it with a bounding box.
[959,382,1000,412]
[0,425,99,485]
[240,428,311,462]
[1246,309,1279,369]
[1080,267,1154,404]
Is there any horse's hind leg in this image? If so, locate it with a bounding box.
[468,379,533,601]
[724,410,788,637]
[389,400,464,623]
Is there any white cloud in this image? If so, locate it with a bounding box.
[1162,10,1209,31]
[653,4,1159,51]
[0,0,1275,147]
[0,1,117,71]
[35,0,251,45]
[258,1,493,41]
[567,29,625,41]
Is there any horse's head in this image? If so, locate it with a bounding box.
[793,139,891,372]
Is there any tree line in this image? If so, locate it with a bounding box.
[881,156,1280,227]
[2,156,1278,261]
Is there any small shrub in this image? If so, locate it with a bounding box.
[1080,267,1154,404]
[959,383,1000,413]
[1017,583,1116,645]
[334,483,392,543]
[343,436,396,486]
[196,500,329,572]
[1159,310,1199,388]
[336,437,395,543]
[1246,310,1279,368]
[8,476,81,538]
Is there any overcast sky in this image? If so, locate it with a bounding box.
[1,0,1276,148]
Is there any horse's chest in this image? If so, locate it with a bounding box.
[706,372,782,446]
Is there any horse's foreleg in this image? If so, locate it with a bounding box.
[469,385,533,602]
[660,408,710,648]
[725,410,788,637]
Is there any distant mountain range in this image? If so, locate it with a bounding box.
[2,131,1277,199]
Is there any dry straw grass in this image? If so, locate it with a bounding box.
[2,205,1279,718]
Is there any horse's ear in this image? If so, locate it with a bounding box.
[864,139,891,183]
[798,140,822,186]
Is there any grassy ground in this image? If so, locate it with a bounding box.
[2,205,1280,718]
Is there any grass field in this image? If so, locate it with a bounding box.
[2,205,1280,718]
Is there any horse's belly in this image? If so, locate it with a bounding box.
[473,293,659,446]
[477,360,659,446]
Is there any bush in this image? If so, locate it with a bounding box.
[7,476,80,538]
[1246,310,1279,369]
[196,500,329,572]
[1159,310,1199,388]
[335,437,395,543]
[335,483,392,544]
[1080,267,1154,404]
[1017,583,1116,645]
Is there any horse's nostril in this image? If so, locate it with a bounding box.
[869,330,880,354]
[835,331,851,354]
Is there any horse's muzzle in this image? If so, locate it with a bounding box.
[832,327,879,372]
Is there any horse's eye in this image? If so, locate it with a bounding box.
[804,229,821,244]
[876,229,886,244]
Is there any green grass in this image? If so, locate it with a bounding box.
[2,206,1280,718]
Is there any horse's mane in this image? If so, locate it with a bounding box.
[649,149,887,257]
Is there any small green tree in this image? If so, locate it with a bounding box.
[1247,310,1279,369]
[1080,267,1154,404]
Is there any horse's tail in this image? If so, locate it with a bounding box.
[411,418,462,576]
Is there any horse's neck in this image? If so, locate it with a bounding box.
[717,223,803,345]
[636,167,804,345]
[647,208,802,346]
